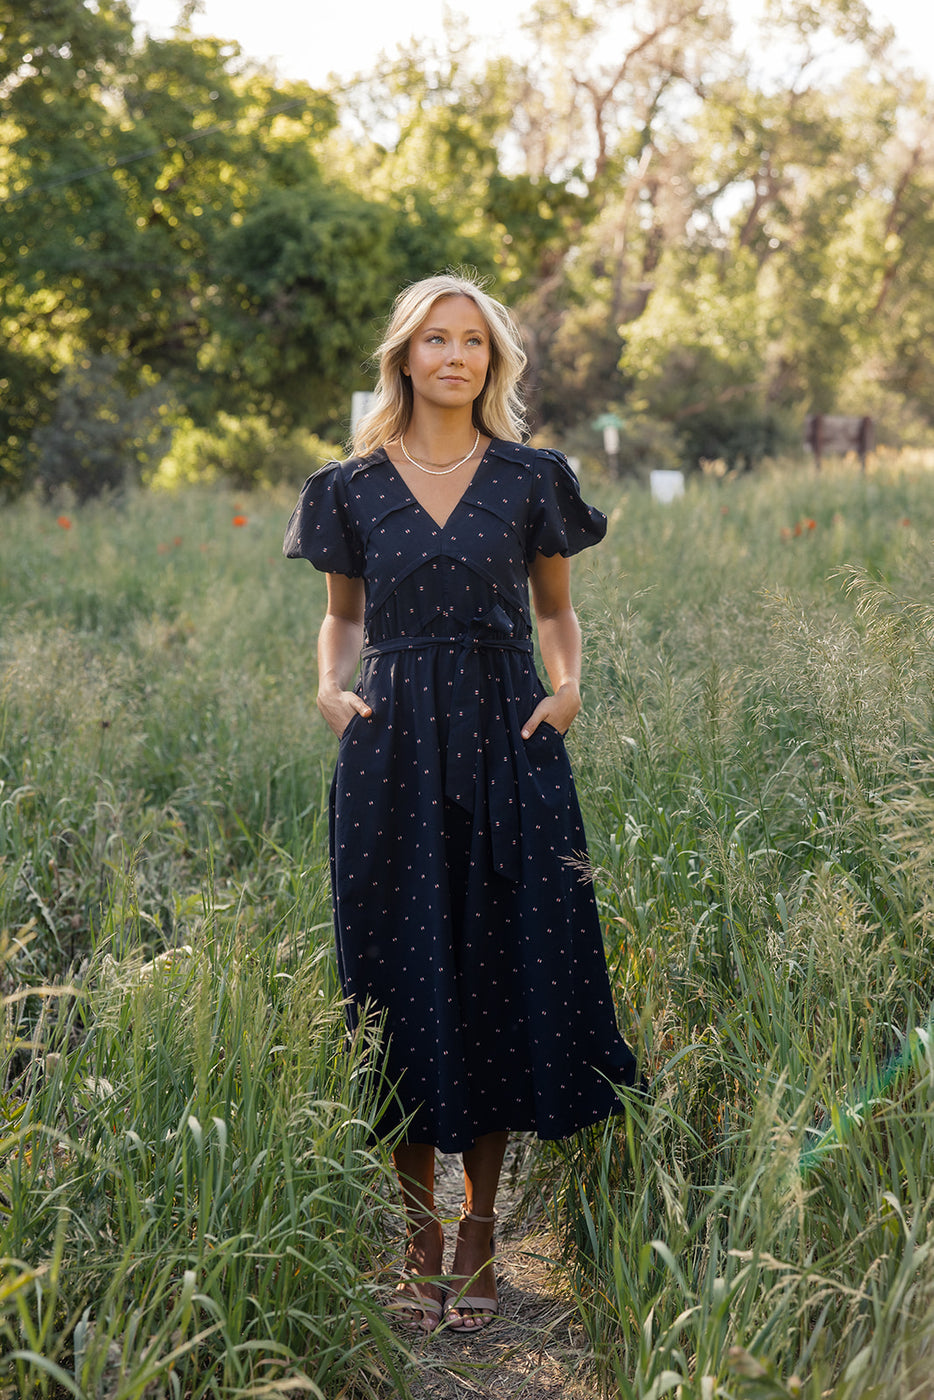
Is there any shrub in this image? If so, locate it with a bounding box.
[154,414,343,490]
[32,356,172,502]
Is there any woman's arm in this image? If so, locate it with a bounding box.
[317,574,372,738]
[524,552,583,738]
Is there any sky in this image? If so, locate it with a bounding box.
[129,0,934,88]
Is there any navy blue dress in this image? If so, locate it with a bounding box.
[284,438,638,1151]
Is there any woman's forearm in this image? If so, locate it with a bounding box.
[536,608,582,697]
[317,574,370,736]
[317,612,364,696]
[525,552,583,736]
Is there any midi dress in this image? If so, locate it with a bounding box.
[284,437,638,1152]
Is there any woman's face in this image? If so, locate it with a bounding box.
[403,295,491,413]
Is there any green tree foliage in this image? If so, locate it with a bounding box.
[208,182,398,430]
[161,413,340,489]
[332,32,587,299]
[331,0,778,436]
[474,0,934,461]
[3,0,933,491]
[0,1,474,492]
[614,36,934,461]
[208,179,486,435]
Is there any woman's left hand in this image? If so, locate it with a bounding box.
[521,680,581,739]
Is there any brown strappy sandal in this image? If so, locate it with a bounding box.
[443,1204,498,1333]
[387,1221,446,1333]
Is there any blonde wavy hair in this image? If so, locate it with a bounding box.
[351,272,528,456]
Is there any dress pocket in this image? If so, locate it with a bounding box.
[338,709,364,745]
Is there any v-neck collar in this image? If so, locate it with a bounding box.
[379,440,494,532]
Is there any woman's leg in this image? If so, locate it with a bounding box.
[447,1130,508,1329]
[392,1141,445,1328]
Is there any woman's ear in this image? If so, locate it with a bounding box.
[402,365,410,376]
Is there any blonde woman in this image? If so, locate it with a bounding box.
[284,273,638,1334]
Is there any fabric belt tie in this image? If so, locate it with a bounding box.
[361,617,533,883]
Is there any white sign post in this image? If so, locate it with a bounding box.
[351,391,376,435]
[649,469,685,503]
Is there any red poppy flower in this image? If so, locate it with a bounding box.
[57,515,72,530]
[806,518,816,531]
[232,514,248,527]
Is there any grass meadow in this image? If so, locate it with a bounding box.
[3,452,934,1397]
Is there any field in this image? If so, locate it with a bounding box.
[3,454,934,1398]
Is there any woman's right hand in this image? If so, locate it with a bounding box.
[317,683,372,739]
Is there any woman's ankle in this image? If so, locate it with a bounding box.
[404,1214,444,1270]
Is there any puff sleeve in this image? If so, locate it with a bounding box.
[525,449,607,559]
[282,463,364,576]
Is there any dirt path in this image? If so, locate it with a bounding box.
[398,1150,601,1400]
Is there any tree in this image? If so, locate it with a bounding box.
[617,46,934,458]
[327,3,730,427]
[0,1,473,489]
[208,181,400,433]
[1,0,141,490]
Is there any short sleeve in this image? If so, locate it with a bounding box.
[525,449,607,559]
[282,463,364,576]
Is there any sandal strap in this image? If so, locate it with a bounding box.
[389,1289,443,1317]
[447,1294,497,1312]
[460,1204,497,1223]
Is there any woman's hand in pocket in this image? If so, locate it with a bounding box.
[317,683,372,739]
[521,681,580,739]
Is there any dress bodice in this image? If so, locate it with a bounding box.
[282,438,606,649]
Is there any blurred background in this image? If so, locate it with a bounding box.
[3,0,934,498]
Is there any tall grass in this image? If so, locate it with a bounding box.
[538,456,934,1398]
[1,914,414,1397]
[1,490,417,1396]
[0,491,335,979]
[3,457,934,1395]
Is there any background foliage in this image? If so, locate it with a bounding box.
[2,0,934,498]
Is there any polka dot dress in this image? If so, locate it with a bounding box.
[284,439,638,1151]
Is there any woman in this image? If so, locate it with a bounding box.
[284,272,638,1334]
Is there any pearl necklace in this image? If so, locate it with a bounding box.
[399,429,479,475]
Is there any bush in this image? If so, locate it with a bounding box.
[154,414,343,490]
[675,395,799,472]
[32,355,172,502]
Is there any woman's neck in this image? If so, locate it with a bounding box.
[401,407,477,462]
